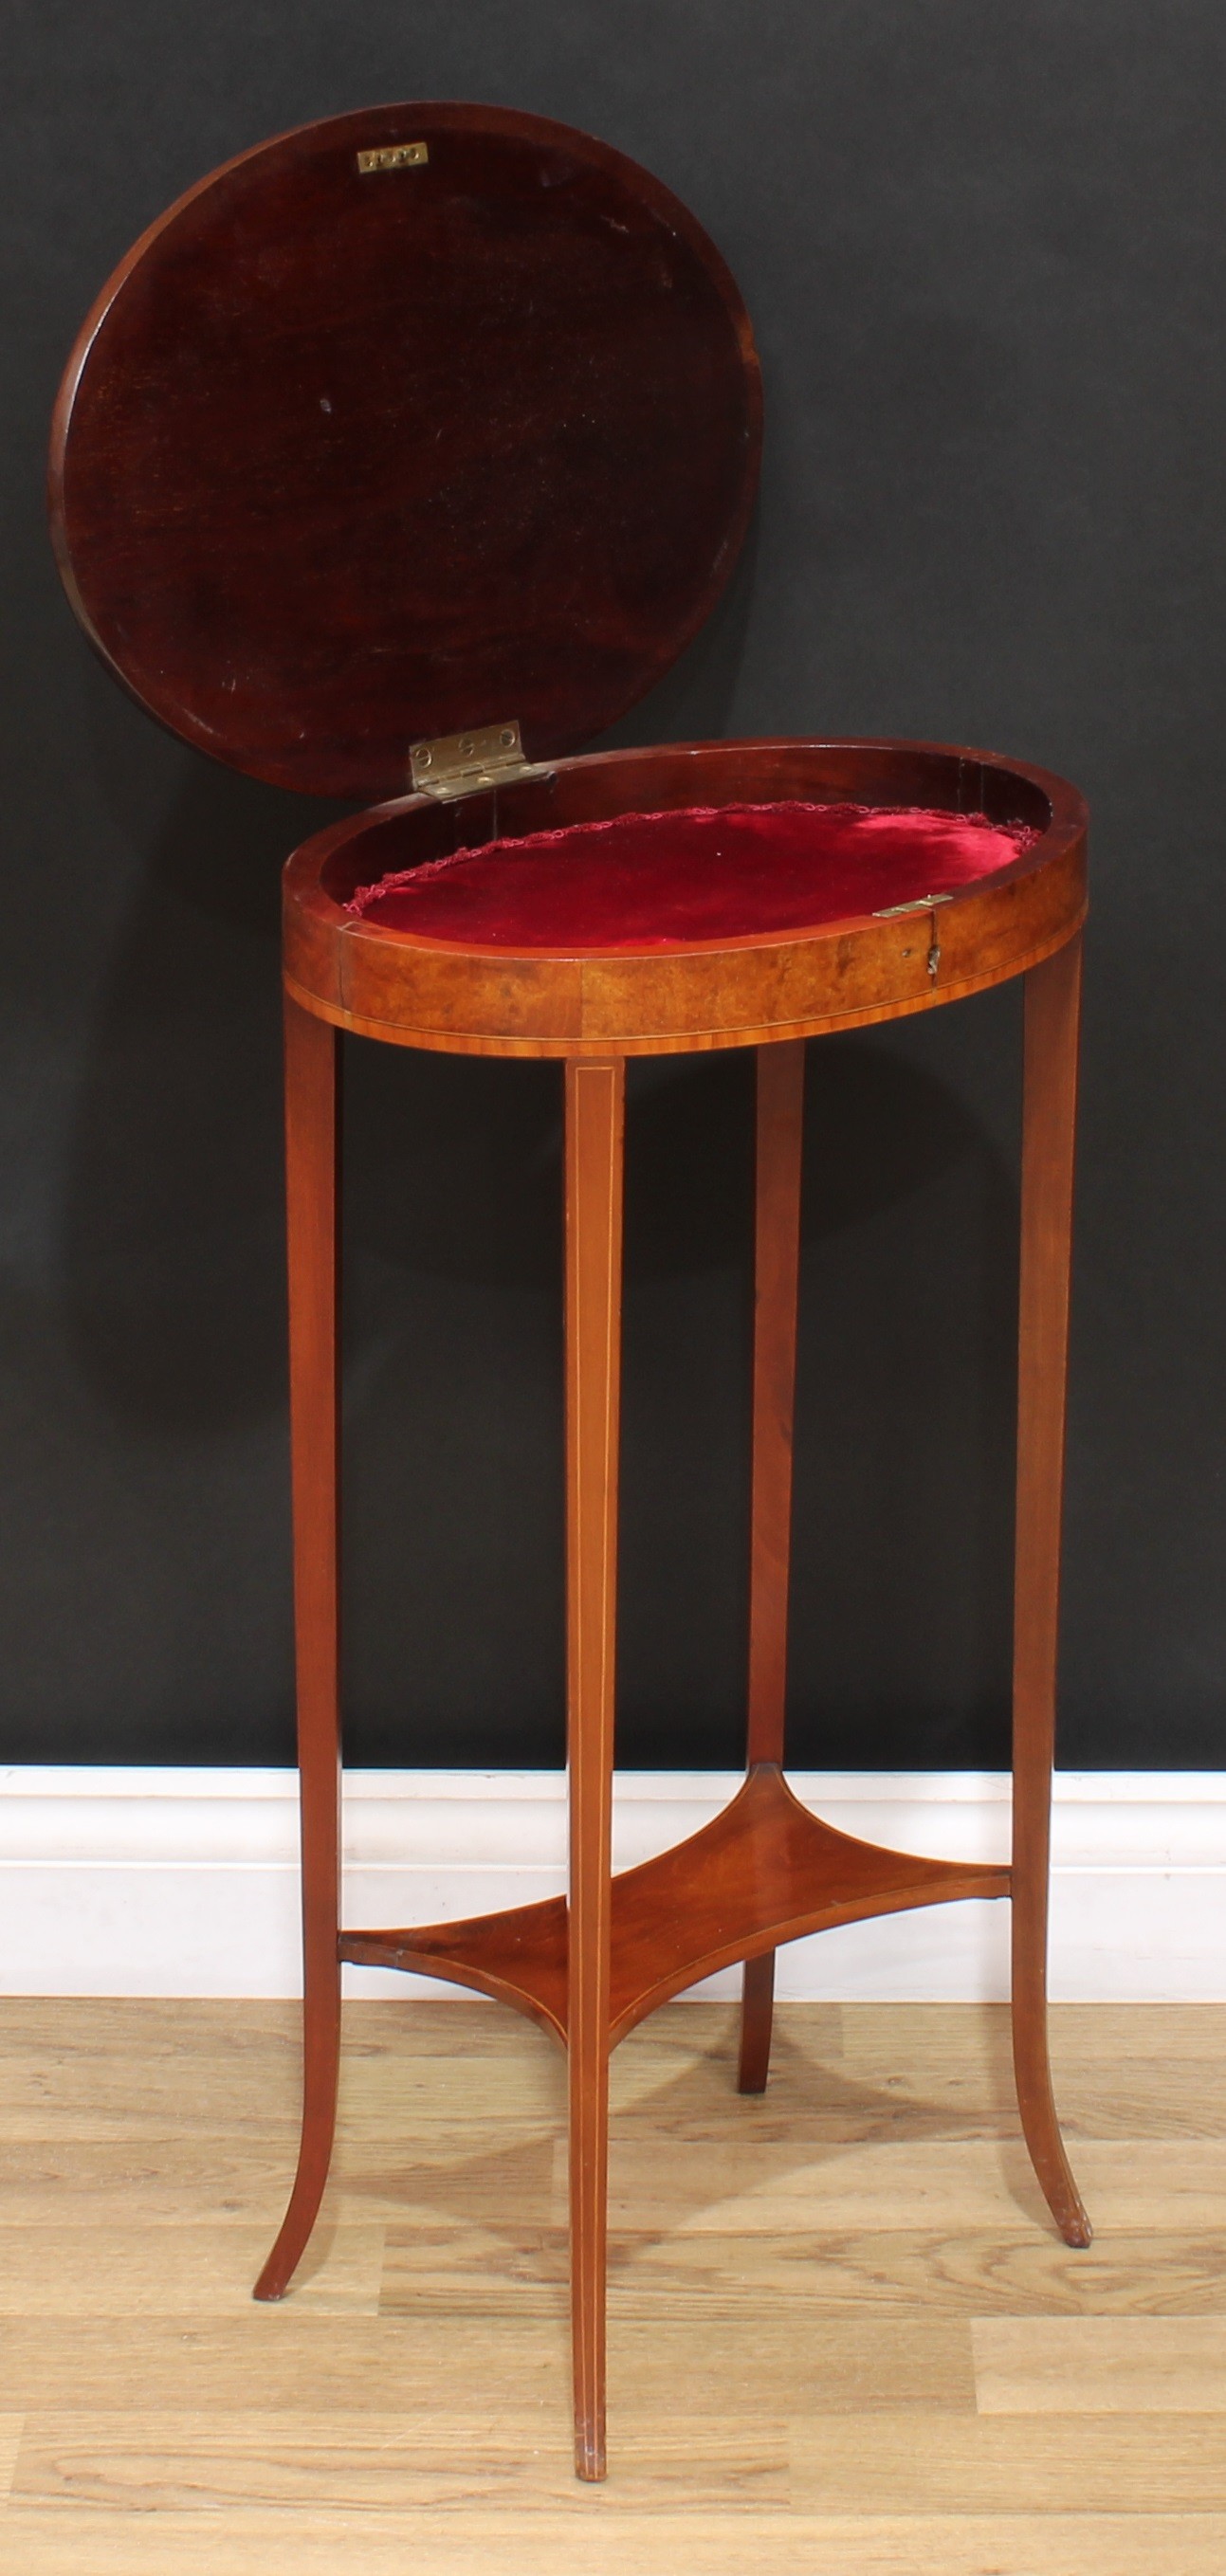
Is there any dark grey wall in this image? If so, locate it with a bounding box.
[4,2,1224,1769]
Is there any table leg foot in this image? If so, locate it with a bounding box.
[575,2422,607,2483]
[570,1997,611,2481]
[738,1949,776,2092]
[1012,1987,1093,2247]
[253,1960,341,2297]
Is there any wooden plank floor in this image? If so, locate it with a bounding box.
[0,1997,1223,2570]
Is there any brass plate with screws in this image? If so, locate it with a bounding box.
[357,141,429,174]
[410,719,555,802]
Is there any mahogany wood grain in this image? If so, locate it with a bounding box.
[563,1059,625,2478]
[253,998,342,2303]
[739,1041,806,2094]
[49,105,759,800]
[339,1763,1011,2048]
[282,740,1087,1059]
[1011,935,1092,2250]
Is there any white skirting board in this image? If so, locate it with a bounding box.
[0,1766,1221,2002]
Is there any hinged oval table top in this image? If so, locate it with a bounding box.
[49,102,760,801]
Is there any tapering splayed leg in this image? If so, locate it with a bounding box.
[739,1040,806,2094]
[564,1057,624,2481]
[1011,934,1091,2249]
[255,996,343,2301]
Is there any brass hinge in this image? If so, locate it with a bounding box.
[409,721,554,803]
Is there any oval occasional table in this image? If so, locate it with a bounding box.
[268,731,1090,2479]
[47,100,1090,2483]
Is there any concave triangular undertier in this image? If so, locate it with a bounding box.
[339,1763,1010,2048]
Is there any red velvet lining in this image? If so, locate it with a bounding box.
[346,800,1039,952]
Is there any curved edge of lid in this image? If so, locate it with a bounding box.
[47,116,314,703]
